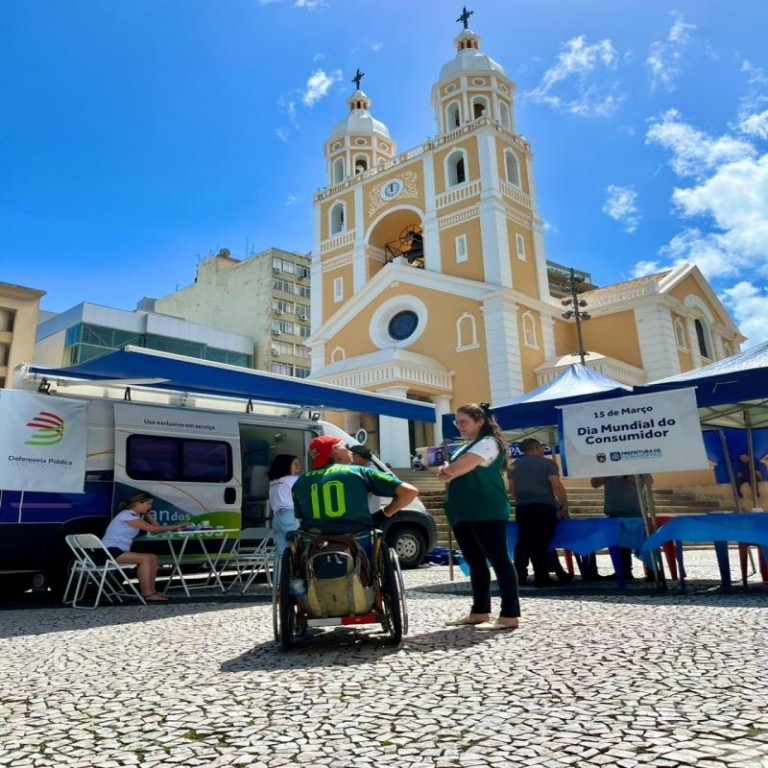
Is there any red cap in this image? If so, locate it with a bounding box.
[309,435,344,469]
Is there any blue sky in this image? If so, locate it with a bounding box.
[2,1,768,343]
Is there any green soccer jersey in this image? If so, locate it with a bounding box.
[292,463,403,533]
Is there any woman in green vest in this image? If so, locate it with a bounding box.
[437,403,520,631]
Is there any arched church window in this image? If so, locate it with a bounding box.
[332,158,345,185]
[498,101,511,129]
[674,318,687,349]
[522,312,538,348]
[456,313,478,351]
[505,151,521,187]
[473,97,489,120]
[446,150,467,187]
[354,155,368,174]
[447,102,461,129]
[330,202,345,236]
[330,347,346,363]
[695,318,712,359]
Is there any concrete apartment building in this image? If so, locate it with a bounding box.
[0,282,46,388]
[155,247,312,378]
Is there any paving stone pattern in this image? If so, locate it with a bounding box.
[1,551,767,768]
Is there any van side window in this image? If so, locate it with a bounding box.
[127,436,232,482]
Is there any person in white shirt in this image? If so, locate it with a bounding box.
[101,492,187,601]
[268,454,301,553]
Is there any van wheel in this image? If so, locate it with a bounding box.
[387,525,426,569]
[0,574,32,602]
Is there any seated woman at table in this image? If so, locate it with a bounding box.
[101,491,188,602]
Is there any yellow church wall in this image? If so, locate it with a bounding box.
[517,308,545,391]
[667,275,721,321]
[678,348,694,372]
[326,286,490,398]
[552,318,576,357]
[438,220,485,281]
[321,264,353,325]
[581,312,643,368]
[507,223,540,300]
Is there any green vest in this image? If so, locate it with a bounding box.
[444,438,511,526]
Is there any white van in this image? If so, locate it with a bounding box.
[0,374,436,599]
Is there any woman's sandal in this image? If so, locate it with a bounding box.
[445,614,490,627]
[142,592,169,602]
[476,618,519,632]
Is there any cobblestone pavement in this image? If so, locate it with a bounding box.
[1,550,767,768]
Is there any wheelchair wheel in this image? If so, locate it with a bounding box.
[271,551,281,641]
[379,543,403,644]
[390,548,409,635]
[275,548,296,650]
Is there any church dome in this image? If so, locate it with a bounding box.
[439,30,505,79]
[329,90,391,139]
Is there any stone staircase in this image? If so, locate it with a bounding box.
[393,468,722,550]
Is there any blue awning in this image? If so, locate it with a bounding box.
[28,346,436,423]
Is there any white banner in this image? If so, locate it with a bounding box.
[558,388,709,477]
[0,390,88,492]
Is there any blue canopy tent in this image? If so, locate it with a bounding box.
[641,340,768,428]
[25,346,436,423]
[441,363,632,440]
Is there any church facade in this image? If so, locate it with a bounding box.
[308,17,743,467]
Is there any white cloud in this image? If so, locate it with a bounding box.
[737,61,768,139]
[657,228,736,279]
[722,281,768,346]
[631,260,661,278]
[295,0,327,9]
[646,10,696,92]
[371,41,383,53]
[301,68,342,106]
[646,109,755,179]
[285,193,299,206]
[526,35,623,117]
[602,185,640,233]
[275,128,289,143]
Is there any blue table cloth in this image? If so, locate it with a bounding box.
[640,512,768,589]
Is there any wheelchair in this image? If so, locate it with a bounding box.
[272,528,408,649]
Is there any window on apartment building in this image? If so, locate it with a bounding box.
[294,344,311,358]
[515,233,526,261]
[271,341,292,357]
[272,257,296,274]
[333,276,344,303]
[272,320,296,335]
[297,285,311,299]
[273,278,294,294]
[299,326,311,339]
[455,234,468,263]
[271,362,294,376]
[296,304,310,321]
[297,266,311,280]
[0,309,15,333]
[295,366,311,379]
[273,299,294,314]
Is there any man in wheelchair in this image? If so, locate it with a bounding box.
[289,436,419,618]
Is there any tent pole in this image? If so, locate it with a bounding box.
[719,428,741,512]
[637,474,665,590]
[745,409,759,509]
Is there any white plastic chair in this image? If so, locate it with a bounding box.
[63,534,146,608]
[226,527,275,593]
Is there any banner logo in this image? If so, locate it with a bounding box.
[25,411,65,446]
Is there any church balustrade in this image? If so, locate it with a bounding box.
[435,180,482,209]
[499,180,531,208]
[320,230,355,254]
[320,364,453,392]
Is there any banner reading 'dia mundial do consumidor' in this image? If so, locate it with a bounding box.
[558,388,709,478]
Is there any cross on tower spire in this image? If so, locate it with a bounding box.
[456,5,473,29]
[351,68,365,90]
